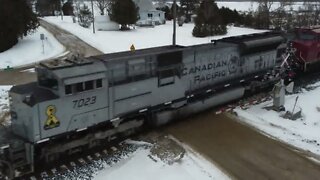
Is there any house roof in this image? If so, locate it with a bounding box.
[133,0,156,12]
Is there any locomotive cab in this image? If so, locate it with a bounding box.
[9,57,109,143]
[292,27,320,71]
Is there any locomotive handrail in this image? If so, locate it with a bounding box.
[299,51,307,63]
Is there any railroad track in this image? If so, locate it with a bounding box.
[23,146,120,180]
[21,141,151,180]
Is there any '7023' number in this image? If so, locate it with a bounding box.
[73,96,96,108]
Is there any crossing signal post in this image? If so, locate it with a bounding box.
[40,33,45,54]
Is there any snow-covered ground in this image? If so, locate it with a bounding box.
[0,86,12,126]
[0,27,65,69]
[92,141,229,180]
[234,81,320,157]
[43,16,266,54]
[48,138,230,180]
[0,86,11,110]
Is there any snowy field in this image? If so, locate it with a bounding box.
[234,81,320,157]
[93,142,229,180]
[0,27,65,69]
[216,1,306,12]
[43,16,266,54]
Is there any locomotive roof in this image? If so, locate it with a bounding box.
[218,32,283,44]
[93,45,185,62]
[217,32,285,55]
[37,59,106,80]
[51,61,106,79]
[296,26,320,34]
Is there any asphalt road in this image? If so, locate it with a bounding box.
[39,19,102,57]
[165,112,320,180]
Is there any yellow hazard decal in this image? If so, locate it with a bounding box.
[44,105,60,130]
[130,44,135,52]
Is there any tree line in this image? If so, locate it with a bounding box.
[0,0,38,52]
[1,0,320,52]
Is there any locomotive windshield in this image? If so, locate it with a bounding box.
[296,32,317,41]
[37,68,58,90]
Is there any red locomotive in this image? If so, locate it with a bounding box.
[292,27,320,72]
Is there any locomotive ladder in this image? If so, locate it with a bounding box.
[8,143,34,178]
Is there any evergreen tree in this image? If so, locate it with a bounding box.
[36,0,61,16]
[157,5,172,20]
[193,0,226,37]
[109,0,138,30]
[219,7,242,25]
[0,0,39,52]
[78,4,93,28]
[62,0,74,16]
[180,0,199,22]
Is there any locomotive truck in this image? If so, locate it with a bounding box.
[0,32,290,179]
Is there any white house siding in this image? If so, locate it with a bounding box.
[134,0,166,26]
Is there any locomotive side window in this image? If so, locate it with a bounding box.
[85,81,94,90]
[96,79,102,88]
[65,79,103,95]
[39,78,58,90]
[298,32,316,41]
[65,85,72,95]
[76,83,84,92]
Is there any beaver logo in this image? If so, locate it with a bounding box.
[228,56,238,74]
[44,105,60,130]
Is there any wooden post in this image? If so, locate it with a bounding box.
[91,0,95,34]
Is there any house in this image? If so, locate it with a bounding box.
[133,0,166,26]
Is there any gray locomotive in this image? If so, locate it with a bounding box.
[0,32,285,178]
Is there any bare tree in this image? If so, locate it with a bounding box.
[94,0,111,15]
[312,1,320,26]
[297,0,320,27]
[157,0,167,8]
[254,0,275,29]
[272,0,293,30]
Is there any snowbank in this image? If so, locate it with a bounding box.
[0,27,65,68]
[43,16,266,54]
[234,81,320,156]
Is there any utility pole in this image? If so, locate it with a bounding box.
[172,0,177,46]
[91,0,96,34]
[60,0,64,20]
